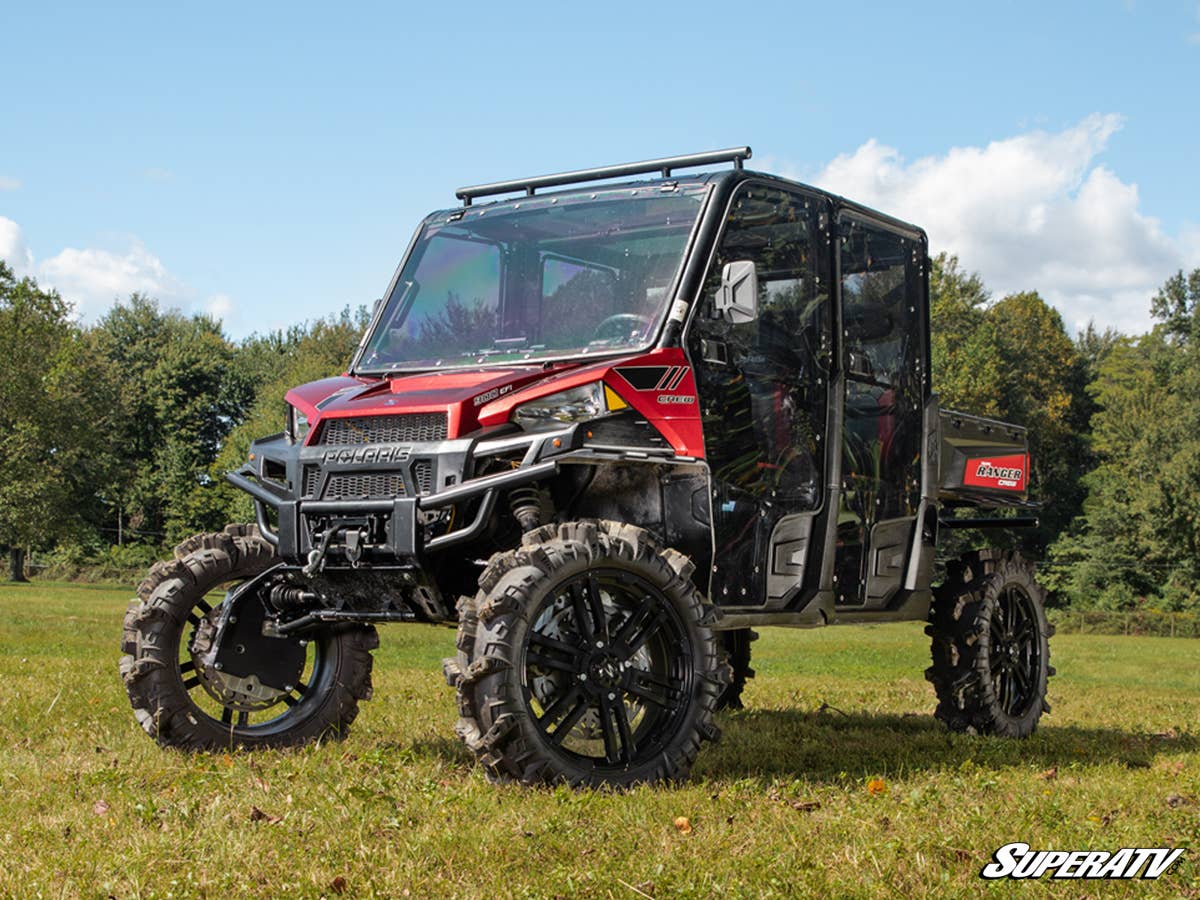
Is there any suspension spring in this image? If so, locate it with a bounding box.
[508,485,544,532]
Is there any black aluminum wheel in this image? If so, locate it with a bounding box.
[987,584,1043,719]
[447,520,726,786]
[121,526,377,750]
[926,549,1054,738]
[521,568,693,770]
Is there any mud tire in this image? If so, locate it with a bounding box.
[925,549,1054,737]
[120,524,378,750]
[445,520,727,786]
[715,628,758,711]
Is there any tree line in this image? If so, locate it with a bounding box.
[1,257,1197,613]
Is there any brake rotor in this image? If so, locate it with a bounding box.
[189,613,292,712]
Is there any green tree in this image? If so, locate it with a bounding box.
[1050,268,1200,611]
[929,253,1004,417]
[0,263,118,579]
[90,295,243,541]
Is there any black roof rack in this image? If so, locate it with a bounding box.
[454,146,752,206]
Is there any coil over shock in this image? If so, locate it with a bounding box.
[508,484,544,532]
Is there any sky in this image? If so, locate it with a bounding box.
[1,0,1198,339]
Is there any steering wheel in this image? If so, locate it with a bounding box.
[592,313,652,343]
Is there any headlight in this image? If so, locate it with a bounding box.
[287,404,311,444]
[511,382,607,431]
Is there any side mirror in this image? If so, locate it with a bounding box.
[372,297,384,316]
[715,260,758,324]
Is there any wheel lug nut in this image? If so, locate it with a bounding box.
[578,673,587,682]
[607,693,616,701]
[596,641,604,649]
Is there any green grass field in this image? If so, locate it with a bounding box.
[0,582,1196,898]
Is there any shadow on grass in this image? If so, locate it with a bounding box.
[398,709,1195,784]
[698,708,1196,782]
[407,735,476,769]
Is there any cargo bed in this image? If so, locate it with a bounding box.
[936,406,1034,508]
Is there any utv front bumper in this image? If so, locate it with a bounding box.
[226,426,570,566]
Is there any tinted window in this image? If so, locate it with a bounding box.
[359,188,705,370]
[839,217,924,523]
[691,185,828,508]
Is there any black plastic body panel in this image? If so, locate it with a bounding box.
[937,407,1032,508]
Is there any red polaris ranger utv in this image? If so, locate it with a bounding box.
[120,148,1053,787]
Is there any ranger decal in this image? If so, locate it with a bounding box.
[963,453,1027,491]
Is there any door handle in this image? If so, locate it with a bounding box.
[701,339,728,365]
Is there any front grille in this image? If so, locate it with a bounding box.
[321,471,406,500]
[319,413,448,445]
[303,462,433,499]
[412,460,433,495]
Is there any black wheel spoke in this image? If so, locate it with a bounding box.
[537,684,583,727]
[614,596,656,648]
[598,695,623,764]
[549,697,591,745]
[624,608,666,655]
[527,650,581,675]
[1013,618,1035,645]
[569,585,595,644]
[630,666,681,692]
[624,670,679,709]
[529,631,583,659]
[624,683,669,708]
[237,710,249,728]
[183,675,200,691]
[1012,659,1032,693]
[281,693,298,707]
[187,613,201,627]
[179,659,195,674]
[195,599,213,616]
[221,707,233,725]
[586,574,609,642]
[613,698,635,762]
[294,681,307,696]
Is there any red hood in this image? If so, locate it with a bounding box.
[284,348,705,456]
[285,364,580,439]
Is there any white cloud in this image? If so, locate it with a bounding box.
[38,239,185,318]
[1,217,236,327]
[806,115,1193,335]
[0,176,21,191]
[0,216,35,275]
[203,292,235,321]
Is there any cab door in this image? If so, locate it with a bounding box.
[834,213,928,608]
[687,183,831,607]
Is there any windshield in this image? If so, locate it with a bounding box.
[357,184,707,372]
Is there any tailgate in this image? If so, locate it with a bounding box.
[937,407,1032,507]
